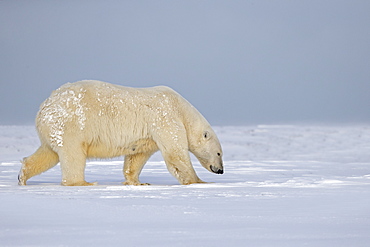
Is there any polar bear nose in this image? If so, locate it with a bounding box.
[210,165,224,174]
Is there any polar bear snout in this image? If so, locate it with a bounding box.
[210,165,224,174]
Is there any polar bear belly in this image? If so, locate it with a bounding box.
[84,138,158,158]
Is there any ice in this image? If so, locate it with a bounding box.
[1,125,370,246]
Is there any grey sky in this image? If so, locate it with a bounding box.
[1,0,370,125]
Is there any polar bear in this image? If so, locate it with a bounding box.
[18,80,224,186]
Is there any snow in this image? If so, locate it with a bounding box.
[1,125,370,246]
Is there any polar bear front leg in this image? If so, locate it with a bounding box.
[123,152,153,185]
[58,146,96,186]
[162,150,205,185]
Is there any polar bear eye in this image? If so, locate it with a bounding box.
[203,131,210,139]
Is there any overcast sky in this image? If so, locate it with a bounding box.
[1,0,369,125]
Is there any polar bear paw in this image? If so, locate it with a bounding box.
[62,181,98,186]
[122,181,150,186]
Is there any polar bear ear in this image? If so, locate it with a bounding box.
[203,131,210,140]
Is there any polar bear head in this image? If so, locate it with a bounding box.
[189,127,224,175]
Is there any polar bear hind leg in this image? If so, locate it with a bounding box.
[18,145,59,185]
[58,144,96,186]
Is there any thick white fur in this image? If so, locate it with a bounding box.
[19,80,223,186]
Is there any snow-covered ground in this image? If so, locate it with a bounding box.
[1,125,370,246]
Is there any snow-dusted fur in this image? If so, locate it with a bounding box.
[18,80,223,186]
